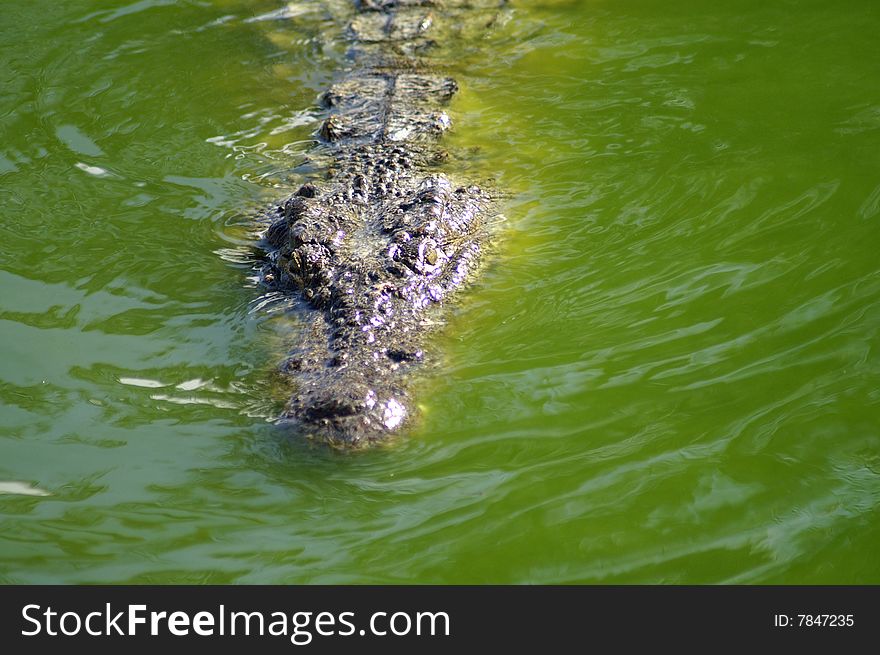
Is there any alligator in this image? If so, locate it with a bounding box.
[259,0,506,447]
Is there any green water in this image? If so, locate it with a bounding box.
[1,0,879,584]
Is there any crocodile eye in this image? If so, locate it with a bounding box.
[295,183,319,198]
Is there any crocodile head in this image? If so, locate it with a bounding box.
[263,146,489,446]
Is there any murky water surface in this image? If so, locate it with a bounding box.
[1,0,878,583]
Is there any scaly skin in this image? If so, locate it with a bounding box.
[260,0,504,446]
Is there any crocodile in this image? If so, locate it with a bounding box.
[259,0,505,447]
